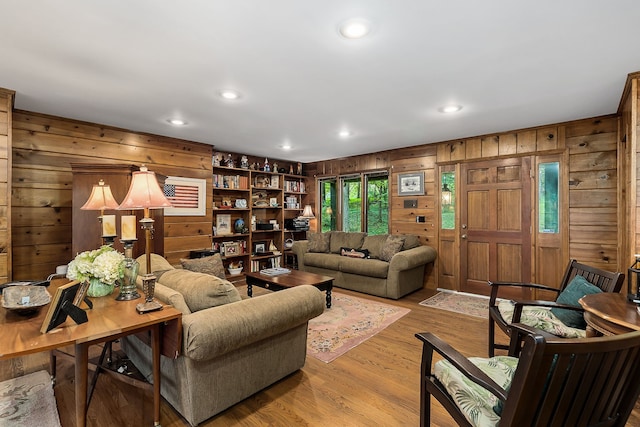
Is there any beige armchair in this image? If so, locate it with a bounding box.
[122,254,325,426]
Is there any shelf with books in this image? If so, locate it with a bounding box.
[213,167,307,275]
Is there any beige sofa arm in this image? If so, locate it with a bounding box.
[389,245,437,271]
[291,240,309,270]
[181,285,324,361]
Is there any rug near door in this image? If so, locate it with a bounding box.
[306,292,410,363]
[419,291,490,319]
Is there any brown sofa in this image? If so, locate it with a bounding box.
[121,254,325,426]
[291,232,437,299]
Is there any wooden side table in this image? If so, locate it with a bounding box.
[578,293,640,336]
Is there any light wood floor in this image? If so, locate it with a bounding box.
[4,285,640,426]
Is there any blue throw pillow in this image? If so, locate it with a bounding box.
[550,275,602,329]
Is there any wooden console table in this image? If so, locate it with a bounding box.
[578,292,640,336]
[0,279,182,427]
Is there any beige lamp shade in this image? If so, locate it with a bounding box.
[300,204,315,219]
[81,180,119,211]
[118,166,173,210]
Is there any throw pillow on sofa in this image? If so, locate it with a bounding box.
[380,235,406,262]
[180,254,226,279]
[330,231,366,254]
[159,269,241,312]
[340,247,370,258]
[308,232,331,253]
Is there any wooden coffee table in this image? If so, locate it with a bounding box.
[245,269,334,308]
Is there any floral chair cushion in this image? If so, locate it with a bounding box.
[434,355,518,427]
[497,300,586,339]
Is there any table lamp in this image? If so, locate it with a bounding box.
[81,179,119,246]
[118,165,172,313]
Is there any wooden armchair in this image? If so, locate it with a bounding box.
[488,259,624,356]
[416,324,640,427]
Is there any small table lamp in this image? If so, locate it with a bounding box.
[118,165,172,313]
[81,179,120,246]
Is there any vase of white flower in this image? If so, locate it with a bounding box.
[66,246,125,297]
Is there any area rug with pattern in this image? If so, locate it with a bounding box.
[0,370,61,427]
[419,290,489,319]
[307,292,410,363]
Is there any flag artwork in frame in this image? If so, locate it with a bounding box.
[164,176,206,216]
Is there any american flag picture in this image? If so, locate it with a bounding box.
[164,183,200,208]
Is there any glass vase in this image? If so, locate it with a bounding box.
[87,278,115,297]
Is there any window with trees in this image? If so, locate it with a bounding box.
[319,171,389,234]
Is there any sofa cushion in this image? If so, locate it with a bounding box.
[361,234,389,259]
[303,253,342,270]
[330,231,366,254]
[401,234,421,250]
[153,281,192,315]
[180,254,226,280]
[136,253,175,275]
[550,275,602,329]
[158,269,241,312]
[340,257,389,278]
[308,232,331,253]
[380,235,406,262]
[340,247,370,259]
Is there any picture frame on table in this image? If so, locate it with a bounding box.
[397,172,424,196]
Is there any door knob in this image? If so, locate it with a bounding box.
[462,224,467,229]
[461,234,467,239]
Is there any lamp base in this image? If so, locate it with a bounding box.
[136,300,163,313]
[136,273,162,313]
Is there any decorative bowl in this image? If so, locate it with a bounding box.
[2,285,52,315]
[228,267,243,276]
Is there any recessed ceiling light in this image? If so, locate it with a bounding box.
[438,105,463,113]
[338,130,353,138]
[219,90,241,100]
[281,143,292,150]
[339,19,371,39]
[167,118,187,126]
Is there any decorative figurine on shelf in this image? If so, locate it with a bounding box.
[226,154,235,168]
[213,152,222,167]
[263,158,270,172]
[272,162,278,172]
[240,155,249,169]
[250,162,258,170]
[297,162,302,175]
[289,164,294,174]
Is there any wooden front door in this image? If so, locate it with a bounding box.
[460,157,532,296]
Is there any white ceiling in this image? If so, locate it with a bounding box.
[2,1,640,162]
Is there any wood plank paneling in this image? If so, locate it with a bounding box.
[11,110,213,279]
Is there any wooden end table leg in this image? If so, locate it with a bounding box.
[75,342,89,427]
[151,323,162,426]
[326,287,332,308]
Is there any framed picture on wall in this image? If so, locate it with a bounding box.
[397,172,424,196]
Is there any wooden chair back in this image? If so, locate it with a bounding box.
[562,259,625,293]
[418,326,640,426]
[503,328,640,426]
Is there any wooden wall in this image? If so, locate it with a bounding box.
[309,115,621,290]
[12,110,213,280]
[10,110,310,280]
[0,89,13,284]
